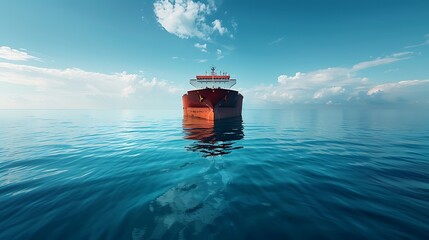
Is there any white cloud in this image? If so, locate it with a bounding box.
[367,80,429,95]
[277,72,304,84]
[194,42,207,52]
[121,85,136,97]
[366,79,429,104]
[216,49,224,60]
[231,19,238,31]
[197,59,207,63]
[352,52,411,70]
[405,34,429,49]
[0,62,183,109]
[243,52,420,106]
[154,0,213,39]
[268,36,285,46]
[153,0,229,40]
[0,46,39,61]
[212,19,227,35]
[313,86,345,99]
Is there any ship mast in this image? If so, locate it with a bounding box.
[211,67,215,88]
[211,66,216,76]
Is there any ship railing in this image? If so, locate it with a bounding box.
[190,79,236,89]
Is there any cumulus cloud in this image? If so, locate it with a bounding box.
[243,52,425,106]
[153,0,228,39]
[0,62,183,109]
[194,42,207,52]
[277,72,304,84]
[367,80,429,104]
[368,80,429,95]
[0,46,39,61]
[212,19,227,35]
[313,86,345,99]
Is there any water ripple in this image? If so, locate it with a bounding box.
[0,109,428,239]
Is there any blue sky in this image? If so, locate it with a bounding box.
[1,0,429,109]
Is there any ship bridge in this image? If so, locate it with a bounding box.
[190,67,236,89]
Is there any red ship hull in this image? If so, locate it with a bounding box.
[182,88,243,120]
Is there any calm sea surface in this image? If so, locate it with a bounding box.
[0,108,428,239]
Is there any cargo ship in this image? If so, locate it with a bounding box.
[182,67,243,120]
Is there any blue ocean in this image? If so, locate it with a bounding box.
[0,108,428,239]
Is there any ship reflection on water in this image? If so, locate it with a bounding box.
[182,117,244,157]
